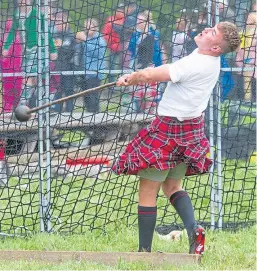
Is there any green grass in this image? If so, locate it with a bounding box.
[57,130,89,143]
[0,225,255,270]
[221,100,256,126]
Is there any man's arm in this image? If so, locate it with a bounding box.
[116,64,171,86]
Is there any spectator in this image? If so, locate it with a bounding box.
[52,11,76,113]
[217,0,236,23]
[236,11,256,101]
[184,18,198,55]
[128,12,161,113]
[185,14,208,55]
[220,54,235,101]
[198,8,208,26]
[128,11,162,68]
[124,2,138,29]
[45,5,61,104]
[74,19,107,113]
[0,18,23,187]
[2,0,57,108]
[143,10,163,67]
[114,2,140,69]
[206,1,235,26]
[171,18,189,62]
[0,18,23,113]
[48,4,58,33]
[102,5,125,82]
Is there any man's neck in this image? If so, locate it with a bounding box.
[197,48,220,57]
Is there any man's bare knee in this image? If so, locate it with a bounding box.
[162,179,182,198]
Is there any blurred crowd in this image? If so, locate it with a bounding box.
[0,0,256,116]
[0,0,165,116]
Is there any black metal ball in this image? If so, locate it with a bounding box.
[14,105,31,122]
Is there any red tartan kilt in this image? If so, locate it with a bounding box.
[111,115,212,176]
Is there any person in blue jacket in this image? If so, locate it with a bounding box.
[128,11,163,69]
[74,19,108,113]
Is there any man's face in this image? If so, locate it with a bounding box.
[136,15,147,32]
[194,25,224,52]
[176,19,186,31]
[115,8,124,19]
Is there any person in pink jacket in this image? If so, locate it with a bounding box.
[0,18,23,186]
[1,18,23,112]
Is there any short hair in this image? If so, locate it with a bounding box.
[218,21,241,53]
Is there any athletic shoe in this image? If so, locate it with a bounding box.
[189,224,205,254]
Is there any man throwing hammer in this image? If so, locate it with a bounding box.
[112,22,241,254]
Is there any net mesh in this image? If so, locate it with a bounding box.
[0,0,255,235]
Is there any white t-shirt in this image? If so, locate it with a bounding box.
[158,49,220,119]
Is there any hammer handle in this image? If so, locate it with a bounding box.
[28,82,116,114]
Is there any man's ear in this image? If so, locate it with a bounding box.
[211,45,222,53]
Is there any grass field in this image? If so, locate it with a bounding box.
[0,163,255,235]
[0,224,256,270]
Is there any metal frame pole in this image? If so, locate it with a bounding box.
[214,0,223,230]
[36,0,45,232]
[207,0,216,230]
[43,0,52,232]
[217,84,223,229]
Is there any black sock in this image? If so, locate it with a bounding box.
[170,190,196,236]
[138,205,157,252]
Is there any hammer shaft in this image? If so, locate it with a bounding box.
[28,82,116,114]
